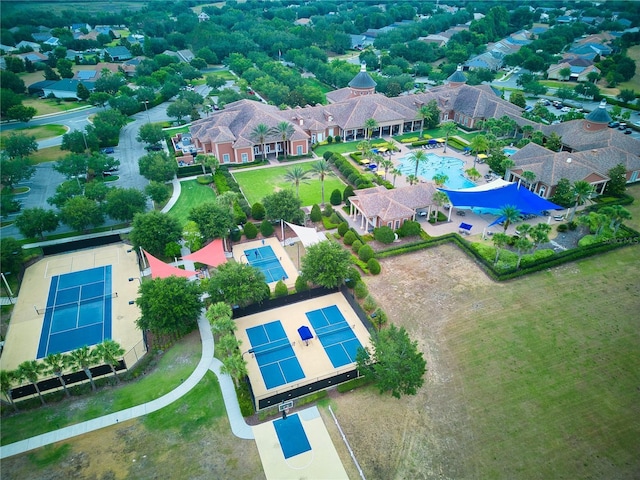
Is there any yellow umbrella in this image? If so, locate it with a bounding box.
[477,154,488,159]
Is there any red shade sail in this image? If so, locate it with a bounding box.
[182,238,227,267]
[143,250,198,279]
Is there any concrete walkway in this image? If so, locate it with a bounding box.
[0,312,254,459]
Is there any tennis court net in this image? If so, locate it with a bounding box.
[36,293,114,314]
[315,323,352,338]
[251,339,291,357]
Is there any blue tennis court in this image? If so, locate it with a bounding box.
[306,305,363,368]
[244,245,288,283]
[36,266,112,358]
[273,413,312,459]
[247,320,305,389]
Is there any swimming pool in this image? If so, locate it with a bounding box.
[244,245,288,283]
[398,153,475,189]
[503,147,518,156]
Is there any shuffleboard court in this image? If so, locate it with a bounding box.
[247,320,305,389]
[306,305,363,368]
[36,265,113,358]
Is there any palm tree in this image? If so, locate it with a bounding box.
[417,104,438,139]
[569,180,595,221]
[432,173,449,187]
[69,345,99,392]
[499,205,522,233]
[521,171,536,190]
[529,223,552,251]
[379,159,394,180]
[407,149,427,180]
[601,205,632,235]
[311,159,333,206]
[0,370,20,412]
[406,174,418,186]
[441,121,457,153]
[470,135,488,168]
[197,154,218,176]
[465,167,481,182]
[284,165,311,198]
[220,352,248,388]
[432,191,449,223]
[492,232,510,265]
[250,123,271,161]
[514,236,533,269]
[217,333,241,357]
[391,167,402,187]
[271,121,295,160]
[95,340,125,383]
[17,360,47,405]
[44,353,72,398]
[363,118,378,140]
[521,125,534,139]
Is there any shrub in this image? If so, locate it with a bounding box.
[326,135,333,143]
[336,376,373,393]
[371,307,388,329]
[374,226,395,244]
[363,295,377,312]
[358,244,375,262]
[274,280,288,297]
[367,258,381,274]
[230,228,241,242]
[196,174,213,184]
[397,220,422,238]
[343,185,355,202]
[329,212,341,225]
[323,204,334,217]
[347,173,360,184]
[243,222,258,239]
[337,221,349,236]
[343,230,356,245]
[351,239,363,253]
[567,221,578,231]
[295,275,309,293]
[251,202,265,220]
[165,241,181,258]
[309,204,322,222]
[345,266,361,288]
[330,188,342,206]
[260,219,274,237]
[334,135,341,143]
[323,151,333,161]
[354,280,368,299]
[557,224,568,232]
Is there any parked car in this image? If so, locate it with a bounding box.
[101,147,115,154]
[624,129,632,135]
[618,123,627,130]
[608,121,620,128]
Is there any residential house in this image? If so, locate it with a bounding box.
[160,49,195,63]
[547,59,600,82]
[104,46,132,61]
[198,12,210,22]
[15,40,40,51]
[40,79,95,99]
[0,44,16,53]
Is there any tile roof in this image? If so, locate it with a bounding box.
[351,183,437,223]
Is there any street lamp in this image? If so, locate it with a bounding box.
[141,100,150,123]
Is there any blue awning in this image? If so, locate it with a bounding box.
[439,183,562,215]
[298,326,313,341]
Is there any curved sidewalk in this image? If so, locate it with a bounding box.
[0,313,254,459]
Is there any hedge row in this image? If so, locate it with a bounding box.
[326,152,375,189]
[376,225,640,281]
[176,164,203,178]
[213,168,251,217]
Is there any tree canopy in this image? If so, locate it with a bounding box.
[188,201,235,241]
[356,324,427,399]
[301,240,352,288]
[262,189,304,224]
[207,261,269,307]
[129,211,182,257]
[136,276,203,336]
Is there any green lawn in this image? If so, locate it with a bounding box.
[0,125,67,146]
[450,245,640,478]
[29,146,70,165]
[166,179,217,226]
[313,138,390,157]
[232,162,347,207]
[1,331,202,445]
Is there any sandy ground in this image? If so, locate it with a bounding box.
[326,244,496,479]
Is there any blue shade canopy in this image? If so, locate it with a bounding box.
[439,183,562,215]
[298,326,313,341]
[459,223,472,231]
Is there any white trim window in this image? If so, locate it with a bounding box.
[222,154,230,163]
[297,145,303,155]
[241,153,248,163]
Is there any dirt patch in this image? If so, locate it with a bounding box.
[326,244,497,479]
